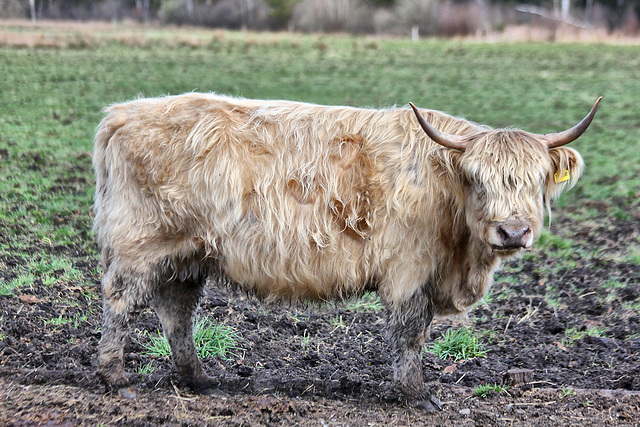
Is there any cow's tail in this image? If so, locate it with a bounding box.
[92,107,127,248]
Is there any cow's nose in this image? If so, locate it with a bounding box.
[497,224,531,248]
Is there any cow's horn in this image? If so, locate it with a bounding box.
[409,102,468,151]
[541,97,602,149]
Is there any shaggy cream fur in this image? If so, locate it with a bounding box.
[93,93,583,312]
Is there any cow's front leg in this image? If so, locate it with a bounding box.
[386,284,442,411]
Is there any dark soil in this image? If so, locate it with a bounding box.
[1,205,639,426]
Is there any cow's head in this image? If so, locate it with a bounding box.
[410,98,600,257]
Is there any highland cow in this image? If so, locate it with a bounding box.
[93,93,600,410]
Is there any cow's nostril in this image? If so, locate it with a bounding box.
[497,224,531,248]
[497,226,511,242]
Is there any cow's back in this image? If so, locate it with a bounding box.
[93,94,397,301]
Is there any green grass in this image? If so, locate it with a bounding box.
[0,275,34,296]
[44,313,89,329]
[623,299,640,317]
[535,230,575,261]
[137,361,158,375]
[625,244,640,265]
[563,325,607,346]
[345,292,383,312]
[139,317,240,360]
[192,317,241,359]
[139,329,172,357]
[537,230,573,251]
[426,327,488,361]
[27,256,82,284]
[560,386,576,399]
[0,254,87,296]
[544,291,565,310]
[298,330,312,351]
[473,383,510,398]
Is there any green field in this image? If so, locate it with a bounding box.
[0,26,638,290]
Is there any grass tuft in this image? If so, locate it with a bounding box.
[1,275,34,296]
[139,316,241,360]
[560,386,576,399]
[427,327,488,361]
[44,313,88,328]
[345,292,383,312]
[139,329,172,357]
[193,317,241,359]
[473,383,510,398]
[563,325,607,346]
[137,361,157,375]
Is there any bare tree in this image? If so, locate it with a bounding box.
[29,0,36,21]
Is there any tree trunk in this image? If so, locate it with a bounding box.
[561,0,571,22]
[29,0,36,22]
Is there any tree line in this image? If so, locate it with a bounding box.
[7,0,640,36]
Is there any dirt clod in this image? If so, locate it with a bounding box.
[503,368,534,386]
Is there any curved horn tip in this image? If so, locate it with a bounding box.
[544,97,602,149]
[592,96,603,110]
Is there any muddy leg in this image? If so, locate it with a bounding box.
[97,270,136,390]
[386,285,442,412]
[152,278,219,394]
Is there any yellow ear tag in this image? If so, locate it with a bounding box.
[554,169,570,183]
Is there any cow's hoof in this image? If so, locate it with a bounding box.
[187,376,228,398]
[411,392,443,412]
[99,371,132,393]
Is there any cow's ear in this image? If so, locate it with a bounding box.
[545,147,584,202]
[428,147,465,190]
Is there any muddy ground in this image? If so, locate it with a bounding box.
[1,201,639,426]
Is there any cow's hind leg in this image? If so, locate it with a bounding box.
[97,268,140,394]
[152,268,220,394]
[386,285,442,412]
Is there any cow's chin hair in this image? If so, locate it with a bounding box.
[489,246,524,258]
